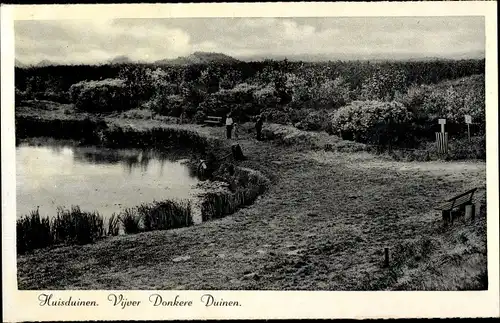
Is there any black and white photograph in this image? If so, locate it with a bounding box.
[2,1,499,320]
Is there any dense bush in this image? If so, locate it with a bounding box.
[148,93,185,117]
[198,83,260,121]
[193,110,207,124]
[69,78,135,113]
[294,110,329,131]
[330,101,413,146]
[16,60,485,150]
[262,108,292,125]
[397,74,486,139]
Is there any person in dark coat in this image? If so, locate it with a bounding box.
[255,114,264,140]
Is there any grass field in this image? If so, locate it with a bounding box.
[16,111,487,290]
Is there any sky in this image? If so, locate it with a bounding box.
[14,16,485,65]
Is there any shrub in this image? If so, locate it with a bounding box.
[121,108,154,120]
[69,78,135,113]
[253,84,280,109]
[148,93,185,117]
[330,100,413,146]
[447,135,485,160]
[262,109,292,125]
[193,110,207,124]
[199,83,260,121]
[295,110,329,131]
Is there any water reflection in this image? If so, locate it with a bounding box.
[16,143,203,221]
[70,147,197,177]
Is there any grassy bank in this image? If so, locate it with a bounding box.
[17,117,487,290]
[258,123,485,161]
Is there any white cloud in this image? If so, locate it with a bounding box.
[14,17,485,64]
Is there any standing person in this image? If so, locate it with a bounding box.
[225,112,234,139]
[255,114,264,141]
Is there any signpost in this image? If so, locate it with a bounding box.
[438,118,446,133]
[465,115,472,142]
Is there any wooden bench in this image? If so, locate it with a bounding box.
[435,188,478,224]
[204,116,222,126]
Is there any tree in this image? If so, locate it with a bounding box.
[220,68,243,90]
[360,68,408,101]
[199,65,221,94]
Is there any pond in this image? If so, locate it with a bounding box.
[16,144,206,224]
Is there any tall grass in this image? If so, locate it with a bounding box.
[17,208,52,254]
[52,206,104,245]
[139,200,193,231]
[17,206,105,254]
[119,208,142,234]
[107,213,120,236]
[118,199,194,234]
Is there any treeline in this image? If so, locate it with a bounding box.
[15,59,484,99]
[15,58,485,149]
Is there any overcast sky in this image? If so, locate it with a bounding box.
[15,17,484,64]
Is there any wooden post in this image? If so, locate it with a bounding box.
[442,210,448,224]
[465,115,472,142]
[384,247,389,267]
[465,204,475,221]
[475,201,481,218]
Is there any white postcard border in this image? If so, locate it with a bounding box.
[2,2,499,321]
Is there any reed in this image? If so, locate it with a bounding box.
[201,167,269,221]
[51,206,105,245]
[139,200,193,232]
[107,213,120,236]
[118,208,142,234]
[16,208,52,254]
[16,206,105,254]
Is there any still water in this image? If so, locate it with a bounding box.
[16,144,204,222]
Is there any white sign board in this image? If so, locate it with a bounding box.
[438,119,446,125]
[465,115,472,124]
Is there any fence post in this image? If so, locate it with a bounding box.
[384,247,390,267]
[465,204,475,221]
